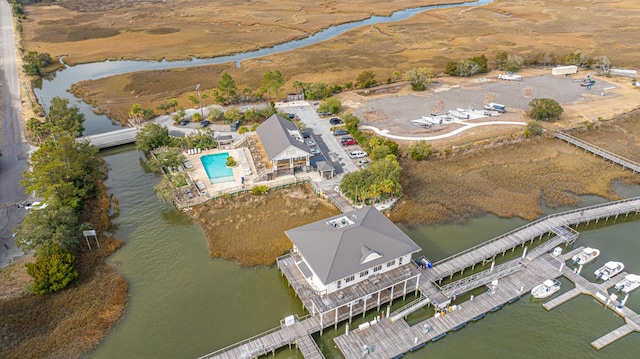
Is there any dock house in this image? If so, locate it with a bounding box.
[256,114,313,177]
[285,206,422,296]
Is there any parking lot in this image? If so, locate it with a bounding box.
[277,102,361,176]
[351,73,618,133]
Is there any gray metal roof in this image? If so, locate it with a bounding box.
[286,206,422,285]
[256,114,310,161]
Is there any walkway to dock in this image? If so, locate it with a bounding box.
[427,196,640,283]
[79,127,139,149]
[555,131,640,173]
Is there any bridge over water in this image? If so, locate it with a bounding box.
[78,127,139,149]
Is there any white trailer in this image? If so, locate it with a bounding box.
[551,65,578,76]
[498,74,522,81]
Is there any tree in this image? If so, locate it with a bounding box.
[129,104,145,125]
[153,172,187,202]
[192,112,203,122]
[526,121,544,137]
[208,108,224,122]
[218,72,238,104]
[340,155,401,203]
[356,70,376,89]
[22,137,107,210]
[169,98,179,112]
[243,108,260,122]
[564,52,589,68]
[593,56,611,76]
[409,140,432,161]
[405,67,433,91]
[238,126,249,135]
[261,70,285,100]
[504,54,524,72]
[187,94,200,108]
[156,101,171,114]
[528,98,564,122]
[494,51,509,70]
[251,123,260,131]
[47,97,85,137]
[14,206,82,254]
[146,147,185,173]
[26,117,48,143]
[22,51,52,76]
[136,123,173,152]
[242,87,253,103]
[223,108,242,123]
[25,243,78,295]
[318,97,341,114]
[469,55,489,73]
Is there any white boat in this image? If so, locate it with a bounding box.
[594,261,624,281]
[614,274,640,293]
[530,279,561,299]
[571,247,600,265]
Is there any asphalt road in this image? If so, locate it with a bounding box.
[1,0,29,267]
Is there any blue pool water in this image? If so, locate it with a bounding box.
[200,153,235,184]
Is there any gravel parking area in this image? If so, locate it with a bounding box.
[352,73,617,133]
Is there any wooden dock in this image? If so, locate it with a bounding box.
[555,131,640,173]
[198,198,640,359]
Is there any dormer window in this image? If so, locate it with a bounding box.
[360,245,382,264]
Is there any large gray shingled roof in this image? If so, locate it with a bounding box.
[256,114,310,161]
[285,206,421,285]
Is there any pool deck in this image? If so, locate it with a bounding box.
[183,148,247,196]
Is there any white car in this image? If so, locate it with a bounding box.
[307,140,316,146]
[349,151,368,159]
[310,148,321,155]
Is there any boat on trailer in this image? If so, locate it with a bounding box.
[594,261,624,281]
[571,247,600,265]
[530,279,561,299]
[614,274,640,293]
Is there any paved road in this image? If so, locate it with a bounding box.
[1,0,29,267]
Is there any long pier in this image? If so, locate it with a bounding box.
[197,197,640,359]
[555,131,640,173]
[78,127,139,149]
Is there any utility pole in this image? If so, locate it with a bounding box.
[196,84,204,118]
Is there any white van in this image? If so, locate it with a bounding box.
[349,150,368,159]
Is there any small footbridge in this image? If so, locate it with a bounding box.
[555,131,640,173]
[78,127,139,149]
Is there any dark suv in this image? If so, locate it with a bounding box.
[230,120,241,131]
[333,129,348,136]
[329,117,343,125]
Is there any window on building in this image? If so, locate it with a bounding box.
[373,265,382,272]
[345,275,355,283]
[359,270,369,278]
[337,280,342,289]
[398,257,403,265]
[386,260,396,267]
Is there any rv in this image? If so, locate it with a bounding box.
[551,65,578,76]
[498,74,522,81]
[483,103,506,113]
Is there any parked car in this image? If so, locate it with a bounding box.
[342,139,357,146]
[349,150,368,159]
[301,130,310,138]
[310,148,321,155]
[329,117,343,125]
[200,120,211,127]
[333,129,349,136]
[285,113,295,119]
[319,111,332,117]
[357,159,369,167]
[179,119,190,126]
[307,140,316,146]
[230,120,241,131]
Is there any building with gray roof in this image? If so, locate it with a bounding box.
[256,114,312,176]
[285,206,421,295]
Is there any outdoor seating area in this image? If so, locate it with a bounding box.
[247,136,269,172]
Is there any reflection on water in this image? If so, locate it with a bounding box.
[93,147,640,358]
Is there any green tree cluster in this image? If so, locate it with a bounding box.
[446,55,488,77]
[409,140,432,161]
[17,97,109,294]
[22,51,52,76]
[25,244,78,295]
[356,70,377,89]
[340,155,402,203]
[318,97,341,115]
[525,121,545,137]
[528,98,564,122]
[261,70,285,100]
[405,67,434,91]
[136,123,173,152]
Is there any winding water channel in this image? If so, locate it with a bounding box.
[26,0,640,356]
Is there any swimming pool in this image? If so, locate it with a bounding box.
[200,153,235,184]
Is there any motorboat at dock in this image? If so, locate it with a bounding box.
[531,279,561,299]
[594,261,624,281]
[571,247,600,266]
[614,274,640,293]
